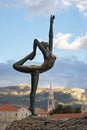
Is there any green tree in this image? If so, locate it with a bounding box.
[74,107,81,113]
[62,105,73,113]
[49,104,81,115]
[49,109,55,115]
[54,104,64,114]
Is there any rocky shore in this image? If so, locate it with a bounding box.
[6,116,87,130]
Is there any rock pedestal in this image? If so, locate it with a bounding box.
[6,116,87,130]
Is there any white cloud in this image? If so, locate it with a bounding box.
[84,12,87,16]
[25,0,43,6]
[75,0,87,16]
[24,0,58,16]
[54,33,87,50]
[76,0,87,11]
[0,0,19,8]
[0,0,87,16]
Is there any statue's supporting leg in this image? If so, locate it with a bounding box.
[29,72,39,115]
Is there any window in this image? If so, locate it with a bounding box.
[15,113,17,116]
[49,100,52,105]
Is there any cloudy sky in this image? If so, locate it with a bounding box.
[0,0,87,89]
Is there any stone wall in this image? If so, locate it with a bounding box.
[0,111,18,130]
[17,107,30,120]
[81,104,87,113]
[0,107,30,130]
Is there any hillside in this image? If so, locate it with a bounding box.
[0,84,87,109]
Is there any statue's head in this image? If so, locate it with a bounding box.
[41,41,49,48]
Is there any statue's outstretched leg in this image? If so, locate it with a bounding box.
[29,72,39,115]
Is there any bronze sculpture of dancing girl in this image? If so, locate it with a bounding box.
[13,15,56,115]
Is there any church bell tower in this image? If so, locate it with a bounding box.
[48,83,55,112]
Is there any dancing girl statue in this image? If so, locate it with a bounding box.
[13,15,56,115]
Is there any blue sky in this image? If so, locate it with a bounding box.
[0,0,87,89]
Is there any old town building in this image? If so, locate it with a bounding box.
[0,104,30,130]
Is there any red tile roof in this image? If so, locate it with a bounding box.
[82,112,87,117]
[51,113,87,119]
[0,104,19,111]
[36,108,47,115]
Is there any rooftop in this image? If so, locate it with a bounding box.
[51,113,87,119]
[0,104,19,111]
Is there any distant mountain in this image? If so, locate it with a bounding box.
[0,84,87,110]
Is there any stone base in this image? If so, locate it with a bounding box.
[6,116,87,130]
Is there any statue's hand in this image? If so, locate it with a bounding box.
[50,15,55,23]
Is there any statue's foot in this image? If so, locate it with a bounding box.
[29,52,36,60]
[29,107,37,116]
[31,113,38,116]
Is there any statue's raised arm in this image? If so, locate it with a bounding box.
[49,15,55,52]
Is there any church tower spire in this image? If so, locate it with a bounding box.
[48,83,55,113]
